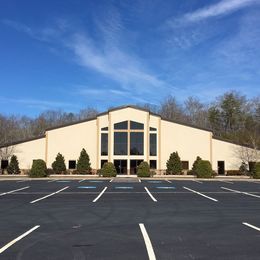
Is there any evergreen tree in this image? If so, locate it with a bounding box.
[7,155,21,175]
[192,156,202,174]
[166,152,182,174]
[52,153,66,174]
[76,148,91,174]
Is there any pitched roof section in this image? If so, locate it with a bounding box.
[45,104,212,132]
[0,135,46,148]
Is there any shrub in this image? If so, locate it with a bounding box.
[100,162,117,177]
[191,156,202,175]
[76,148,91,174]
[252,162,260,179]
[239,162,248,175]
[52,153,66,174]
[29,159,48,178]
[137,161,150,177]
[226,170,242,176]
[166,152,182,175]
[195,160,213,178]
[7,155,21,175]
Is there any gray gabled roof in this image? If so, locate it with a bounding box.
[45,104,212,133]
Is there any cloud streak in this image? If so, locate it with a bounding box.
[0,96,77,111]
[170,0,259,26]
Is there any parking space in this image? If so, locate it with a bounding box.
[0,178,260,259]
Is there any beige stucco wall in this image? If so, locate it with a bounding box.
[46,119,97,169]
[212,139,244,171]
[160,120,211,171]
[12,137,46,169]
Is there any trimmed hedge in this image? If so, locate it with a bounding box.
[226,170,243,176]
[137,161,150,177]
[195,160,213,178]
[252,162,260,179]
[29,159,48,178]
[100,162,117,177]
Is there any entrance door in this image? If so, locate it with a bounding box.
[218,161,225,175]
[130,160,143,175]
[114,160,127,175]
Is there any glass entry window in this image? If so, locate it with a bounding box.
[130,160,143,174]
[114,160,127,175]
[130,132,144,155]
[114,132,128,155]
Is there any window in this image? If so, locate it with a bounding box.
[114,121,128,130]
[101,127,108,131]
[1,160,8,169]
[114,132,128,155]
[130,121,144,130]
[68,160,76,169]
[150,134,157,156]
[150,160,157,169]
[114,160,127,174]
[101,160,108,168]
[101,133,108,155]
[149,127,157,131]
[181,161,189,170]
[130,160,143,174]
[130,132,144,155]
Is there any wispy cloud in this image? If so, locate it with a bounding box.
[3,12,167,96]
[169,0,259,26]
[0,96,77,111]
[2,18,69,42]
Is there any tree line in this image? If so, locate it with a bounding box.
[0,91,259,149]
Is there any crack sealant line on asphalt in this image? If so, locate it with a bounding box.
[183,186,218,202]
[0,186,30,196]
[221,187,260,198]
[30,186,69,204]
[0,225,40,254]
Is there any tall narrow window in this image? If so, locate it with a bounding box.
[150,133,157,156]
[101,133,108,156]
[130,132,144,155]
[114,132,128,155]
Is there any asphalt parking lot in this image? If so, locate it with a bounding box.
[0,178,260,260]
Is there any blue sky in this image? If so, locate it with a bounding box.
[0,0,260,116]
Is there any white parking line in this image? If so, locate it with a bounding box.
[192,180,203,184]
[221,187,260,198]
[78,179,85,183]
[139,179,141,183]
[219,180,233,184]
[144,187,157,202]
[183,187,218,202]
[0,225,40,254]
[47,179,57,183]
[0,186,30,197]
[93,187,107,202]
[30,186,69,204]
[242,222,260,232]
[16,180,28,183]
[139,223,156,260]
[110,179,113,182]
[165,179,172,183]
